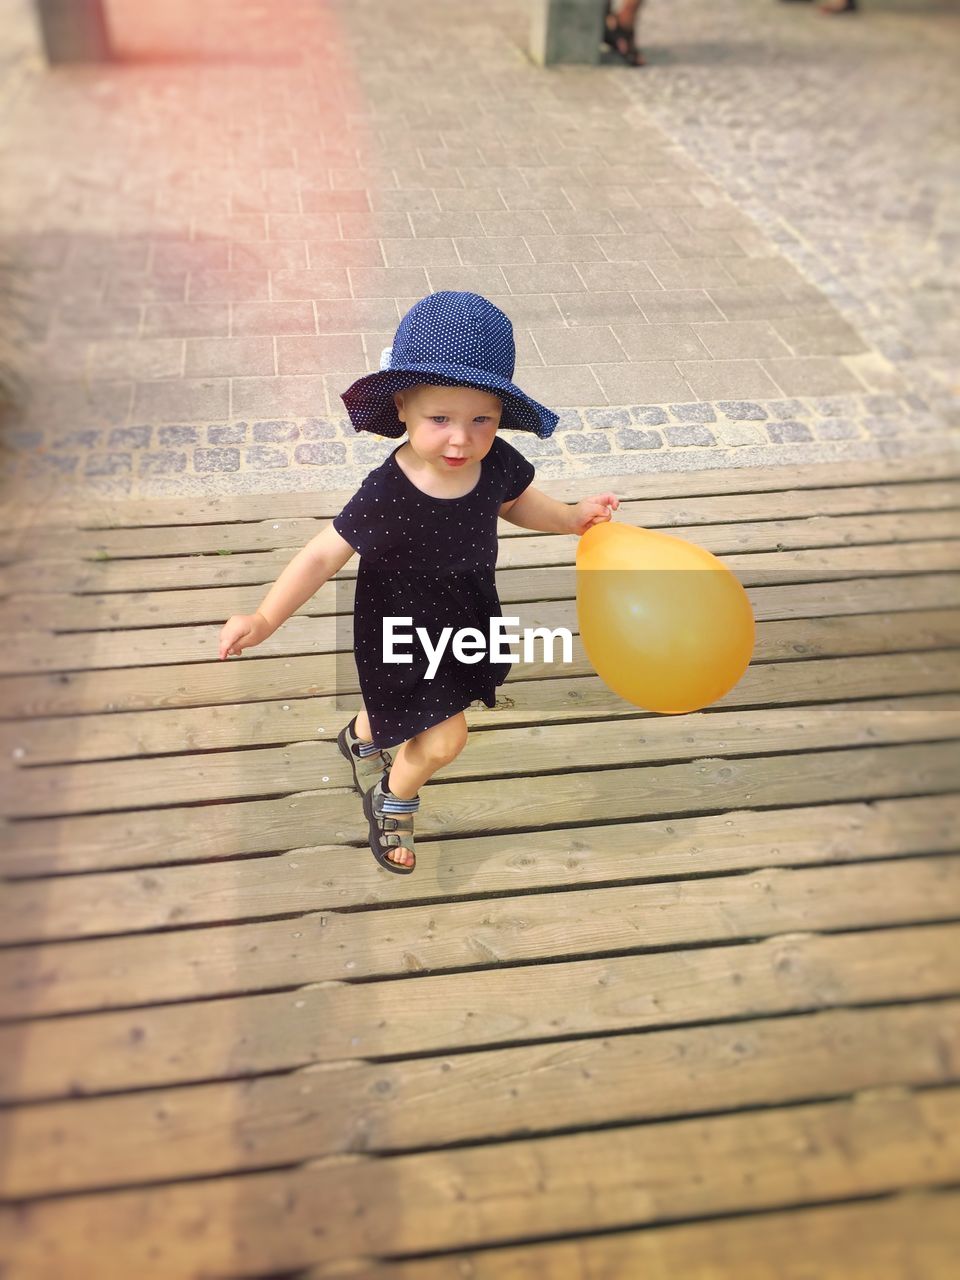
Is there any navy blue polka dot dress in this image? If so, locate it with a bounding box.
[333,435,535,748]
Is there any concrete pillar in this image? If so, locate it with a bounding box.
[530,0,603,67]
[34,0,112,64]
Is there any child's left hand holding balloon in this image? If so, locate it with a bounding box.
[570,493,620,535]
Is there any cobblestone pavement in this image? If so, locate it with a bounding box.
[630,0,960,422]
[0,0,956,501]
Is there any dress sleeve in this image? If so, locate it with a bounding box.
[332,472,397,561]
[498,437,536,503]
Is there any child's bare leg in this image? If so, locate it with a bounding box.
[383,711,469,868]
[354,702,373,742]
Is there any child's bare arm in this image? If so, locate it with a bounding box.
[256,524,356,632]
[219,524,356,659]
[500,486,619,535]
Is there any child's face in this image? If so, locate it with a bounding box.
[393,384,502,475]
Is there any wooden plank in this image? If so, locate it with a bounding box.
[5,854,958,1016]
[2,922,958,1101]
[2,1087,959,1277]
[303,1192,960,1280]
[3,729,957,877]
[1,1002,956,1196]
[6,693,958,817]
[4,511,959,594]
[3,793,957,942]
[14,449,960,530]
[5,479,958,561]
[1,604,959,721]
[3,542,957,637]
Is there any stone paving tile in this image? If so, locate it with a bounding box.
[522,235,608,264]
[339,212,414,239]
[87,339,185,381]
[425,265,510,295]
[276,335,366,376]
[187,271,269,303]
[617,209,686,236]
[185,335,276,373]
[106,272,188,305]
[544,210,622,236]
[633,291,725,324]
[692,321,792,360]
[230,302,317,336]
[499,263,585,294]
[722,258,808,289]
[314,298,401,333]
[760,357,866,398]
[435,188,512,211]
[575,262,661,292]
[367,179,437,209]
[231,241,311,271]
[593,362,693,404]
[530,326,627,365]
[512,364,606,406]
[247,184,319,221]
[133,379,229,423]
[646,259,737,290]
[348,265,430,297]
[612,322,709,362]
[771,316,869,358]
[142,303,229,339]
[713,422,767,448]
[706,286,809,322]
[594,234,675,262]
[664,232,747,259]
[411,211,485,237]
[380,237,460,268]
[553,292,645,327]
[270,269,357,301]
[302,240,384,269]
[475,211,549,237]
[676,360,782,401]
[454,236,534,266]
[231,375,329,420]
[560,185,636,212]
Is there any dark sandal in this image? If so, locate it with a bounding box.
[602,1,618,48]
[603,5,645,66]
[363,774,418,875]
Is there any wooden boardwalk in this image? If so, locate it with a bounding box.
[1,453,960,1278]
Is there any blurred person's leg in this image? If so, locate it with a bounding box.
[603,0,645,67]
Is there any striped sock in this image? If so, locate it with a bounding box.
[380,777,419,813]
[351,716,380,757]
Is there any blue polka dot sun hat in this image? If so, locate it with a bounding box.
[340,291,559,439]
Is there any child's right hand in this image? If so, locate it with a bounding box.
[219,612,273,660]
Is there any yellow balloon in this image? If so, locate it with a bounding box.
[576,522,755,714]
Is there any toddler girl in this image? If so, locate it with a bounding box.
[219,291,618,875]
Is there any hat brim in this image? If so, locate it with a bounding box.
[340,364,558,439]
